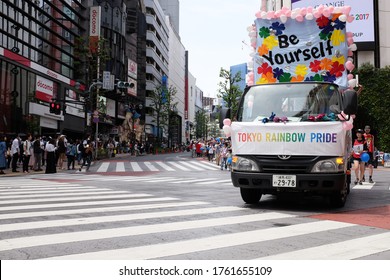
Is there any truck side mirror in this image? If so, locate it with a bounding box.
[219,108,230,129]
[342,89,358,115]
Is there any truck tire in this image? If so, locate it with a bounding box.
[329,183,348,208]
[240,188,262,204]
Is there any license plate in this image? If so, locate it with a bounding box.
[272,175,297,187]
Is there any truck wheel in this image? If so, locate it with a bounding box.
[329,183,348,208]
[240,188,262,204]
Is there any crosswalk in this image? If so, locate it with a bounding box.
[0,178,389,260]
[91,160,221,173]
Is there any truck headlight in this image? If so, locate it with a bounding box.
[232,156,260,172]
[311,157,344,173]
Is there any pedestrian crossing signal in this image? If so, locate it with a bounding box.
[49,102,62,115]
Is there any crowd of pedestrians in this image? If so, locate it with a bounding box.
[189,138,233,171]
[0,133,95,176]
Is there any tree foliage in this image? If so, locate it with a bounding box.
[217,68,244,119]
[148,85,177,144]
[354,63,390,151]
[73,37,110,84]
[195,109,208,139]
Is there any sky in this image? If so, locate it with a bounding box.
[179,0,262,97]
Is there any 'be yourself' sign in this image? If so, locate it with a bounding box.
[254,14,348,88]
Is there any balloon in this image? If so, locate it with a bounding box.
[342,6,352,15]
[323,9,331,18]
[200,147,204,151]
[361,152,370,163]
[349,44,357,51]
[348,79,357,88]
[216,137,220,142]
[223,125,231,137]
[296,15,304,22]
[266,11,275,20]
[280,15,288,23]
[342,120,353,130]
[227,157,232,164]
[305,13,314,20]
[347,74,353,80]
[338,15,347,22]
[223,118,231,126]
[313,11,321,18]
[347,15,354,23]
[345,61,355,71]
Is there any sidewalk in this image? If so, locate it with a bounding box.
[0,151,161,177]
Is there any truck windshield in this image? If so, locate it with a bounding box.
[237,83,342,122]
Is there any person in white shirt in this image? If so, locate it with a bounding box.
[45,138,57,174]
[11,134,21,172]
[22,133,33,173]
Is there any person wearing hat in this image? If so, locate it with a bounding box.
[351,129,368,185]
[363,125,375,183]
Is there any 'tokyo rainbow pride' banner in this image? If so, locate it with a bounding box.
[231,122,346,156]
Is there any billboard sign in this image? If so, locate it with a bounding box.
[89,6,101,53]
[291,0,375,43]
[35,76,54,102]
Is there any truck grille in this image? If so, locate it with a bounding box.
[254,155,318,174]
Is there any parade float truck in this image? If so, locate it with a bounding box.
[223,6,358,207]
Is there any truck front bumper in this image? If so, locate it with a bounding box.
[231,171,347,194]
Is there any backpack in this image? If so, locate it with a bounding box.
[77,143,85,154]
[33,140,42,154]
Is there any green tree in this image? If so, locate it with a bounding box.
[73,37,110,85]
[195,109,208,139]
[217,67,244,119]
[354,63,390,152]
[148,84,177,145]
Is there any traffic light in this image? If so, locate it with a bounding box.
[49,102,62,115]
[117,81,135,89]
[49,102,56,114]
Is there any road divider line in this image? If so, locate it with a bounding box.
[44,220,352,260]
[1,212,297,252]
[0,193,144,205]
[97,162,109,173]
[0,195,169,211]
[0,186,98,193]
[154,161,175,171]
[256,232,390,260]
[166,161,190,171]
[0,190,129,200]
[170,178,215,184]
[0,206,245,232]
[0,201,209,220]
[130,162,142,172]
[144,162,159,171]
[178,161,205,171]
[191,161,220,170]
[116,162,125,172]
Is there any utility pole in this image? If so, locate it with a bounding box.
[95,54,100,159]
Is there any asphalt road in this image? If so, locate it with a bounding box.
[0,151,389,260]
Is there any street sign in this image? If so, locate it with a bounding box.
[102,71,111,90]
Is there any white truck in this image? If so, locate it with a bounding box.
[224,82,357,207]
[224,5,358,207]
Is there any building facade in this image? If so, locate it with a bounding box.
[0,0,148,146]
